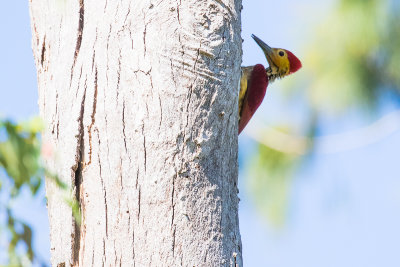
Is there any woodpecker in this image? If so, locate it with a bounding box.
[238,34,302,134]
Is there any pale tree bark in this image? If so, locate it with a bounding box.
[29,0,242,266]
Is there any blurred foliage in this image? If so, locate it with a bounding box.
[247,0,400,225]
[0,117,45,266]
[0,118,43,198]
[306,0,400,112]
[249,145,297,227]
[0,118,80,266]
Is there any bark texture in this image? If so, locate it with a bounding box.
[30,0,242,266]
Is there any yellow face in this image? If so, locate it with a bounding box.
[251,34,291,78]
[265,48,290,77]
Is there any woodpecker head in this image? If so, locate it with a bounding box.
[251,34,302,82]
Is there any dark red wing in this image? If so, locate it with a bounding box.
[238,64,268,134]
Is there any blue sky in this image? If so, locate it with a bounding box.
[1,1,400,266]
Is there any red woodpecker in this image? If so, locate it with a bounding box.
[238,34,302,134]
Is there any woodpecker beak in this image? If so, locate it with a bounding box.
[251,34,276,69]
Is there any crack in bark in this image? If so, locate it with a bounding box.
[70,0,85,87]
[91,246,94,267]
[105,25,112,91]
[171,171,176,256]
[171,172,176,226]
[158,94,163,130]
[104,0,108,12]
[58,18,63,53]
[169,58,180,98]
[135,170,139,189]
[148,68,154,89]
[176,0,181,25]
[85,66,98,167]
[118,50,122,85]
[142,10,148,57]
[102,239,106,266]
[123,3,131,25]
[113,240,117,265]
[138,187,141,222]
[91,131,108,252]
[141,124,147,173]
[95,128,108,242]
[130,208,136,267]
[91,50,96,72]
[55,92,59,139]
[122,99,128,152]
[172,226,176,257]
[56,113,59,139]
[40,35,46,67]
[72,78,87,265]
[76,66,84,99]
[116,48,122,102]
[31,18,39,48]
[233,252,238,267]
[99,158,108,238]
[101,62,112,177]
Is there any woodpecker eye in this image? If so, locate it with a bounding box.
[279,51,285,57]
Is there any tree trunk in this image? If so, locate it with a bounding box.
[29,0,242,266]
